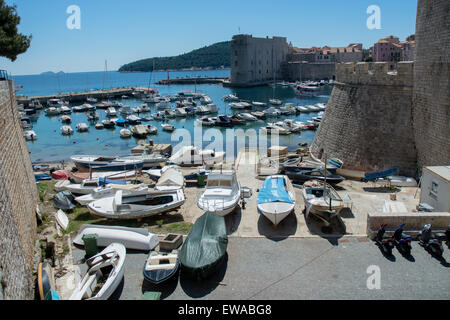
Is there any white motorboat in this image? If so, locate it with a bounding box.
[70,155,144,171]
[86,97,98,103]
[47,98,65,108]
[279,105,297,115]
[305,105,321,112]
[169,146,225,166]
[88,188,186,220]
[122,153,168,169]
[269,99,282,105]
[126,115,141,124]
[156,98,171,110]
[262,125,291,135]
[75,184,147,206]
[175,108,188,117]
[316,103,327,111]
[69,243,126,300]
[161,124,176,132]
[120,129,132,138]
[61,125,74,135]
[146,124,158,135]
[239,113,258,121]
[45,107,60,116]
[76,123,89,132]
[24,130,37,141]
[223,94,239,102]
[252,101,267,108]
[200,96,212,105]
[144,95,161,104]
[59,106,72,114]
[196,117,215,127]
[229,102,252,110]
[195,104,219,115]
[120,106,132,116]
[269,120,303,133]
[197,170,241,216]
[264,107,281,117]
[63,177,128,195]
[283,119,307,131]
[71,170,139,184]
[73,225,159,251]
[257,175,296,226]
[106,107,117,117]
[296,106,310,113]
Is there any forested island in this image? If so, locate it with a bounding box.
[119,41,230,72]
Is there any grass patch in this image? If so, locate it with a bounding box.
[149,222,193,235]
[66,206,104,235]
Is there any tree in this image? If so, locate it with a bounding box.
[364,57,373,62]
[0,0,32,62]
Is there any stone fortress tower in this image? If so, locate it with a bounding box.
[230,34,289,87]
[311,0,449,177]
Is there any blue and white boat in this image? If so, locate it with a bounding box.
[71,155,144,171]
[257,175,296,226]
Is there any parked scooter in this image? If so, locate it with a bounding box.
[375,224,395,256]
[445,225,450,249]
[393,224,412,255]
[418,224,445,257]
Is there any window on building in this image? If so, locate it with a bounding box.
[235,61,238,67]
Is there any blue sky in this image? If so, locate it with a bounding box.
[1,0,418,75]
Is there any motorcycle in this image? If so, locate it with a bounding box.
[418,224,445,257]
[445,225,450,249]
[375,224,395,256]
[393,223,412,255]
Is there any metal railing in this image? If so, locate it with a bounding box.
[0,70,8,81]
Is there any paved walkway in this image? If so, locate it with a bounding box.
[72,237,450,300]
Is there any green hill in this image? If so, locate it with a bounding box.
[119,41,231,72]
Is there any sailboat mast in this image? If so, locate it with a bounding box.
[102,60,108,91]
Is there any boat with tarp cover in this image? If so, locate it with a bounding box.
[179,211,228,280]
[257,175,296,226]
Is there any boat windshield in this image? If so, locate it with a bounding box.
[207,179,232,188]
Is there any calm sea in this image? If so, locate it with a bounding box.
[12,70,331,163]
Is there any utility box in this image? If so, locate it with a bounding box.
[420,166,450,212]
[82,234,99,258]
[268,146,288,157]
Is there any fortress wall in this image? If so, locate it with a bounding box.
[0,80,38,299]
[412,0,450,169]
[311,62,417,176]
